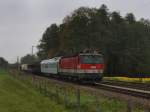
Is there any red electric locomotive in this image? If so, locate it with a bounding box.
[59,53,105,81]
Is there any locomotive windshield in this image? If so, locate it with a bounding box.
[80,55,104,64]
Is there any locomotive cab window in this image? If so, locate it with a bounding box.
[80,55,104,64]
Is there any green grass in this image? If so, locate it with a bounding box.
[45,80,144,112]
[0,68,7,75]
[0,70,145,112]
[0,71,69,112]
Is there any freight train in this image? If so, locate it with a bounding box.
[21,52,105,81]
[20,62,41,74]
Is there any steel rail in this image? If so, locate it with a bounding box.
[94,83,150,99]
[101,80,150,91]
[20,71,150,99]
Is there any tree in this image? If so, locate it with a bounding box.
[125,13,135,24]
[0,57,8,69]
[20,54,38,64]
[37,24,60,59]
[61,7,95,53]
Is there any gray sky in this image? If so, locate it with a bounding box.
[0,0,150,63]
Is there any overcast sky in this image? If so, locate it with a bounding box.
[0,0,150,63]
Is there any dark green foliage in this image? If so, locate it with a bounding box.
[37,24,60,59]
[125,13,136,24]
[37,4,150,75]
[0,57,8,69]
[20,54,38,64]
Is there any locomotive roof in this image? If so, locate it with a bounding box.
[41,53,103,63]
[41,57,61,64]
[61,53,103,58]
[79,53,103,56]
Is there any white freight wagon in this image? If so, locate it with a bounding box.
[21,64,28,71]
[40,57,61,74]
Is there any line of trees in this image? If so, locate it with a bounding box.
[20,54,38,64]
[37,4,150,75]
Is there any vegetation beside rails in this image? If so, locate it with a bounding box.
[8,70,149,112]
[0,68,8,75]
[0,70,70,112]
[104,77,150,83]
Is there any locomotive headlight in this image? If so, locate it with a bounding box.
[99,69,103,73]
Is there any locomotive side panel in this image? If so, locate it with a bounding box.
[59,55,78,74]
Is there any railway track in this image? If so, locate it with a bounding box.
[101,80,150,91]
[38,73,150,99]
[20,71,150,99]
[94,82,150,99]
[40,74,150,99]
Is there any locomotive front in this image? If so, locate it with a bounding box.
[77,53,105,81]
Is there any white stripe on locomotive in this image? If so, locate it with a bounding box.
[59,69,103,74]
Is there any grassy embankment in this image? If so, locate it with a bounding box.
[0,69,68,112]
[0,69,145,112]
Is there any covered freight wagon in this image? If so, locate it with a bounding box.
[41,57,61,75]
